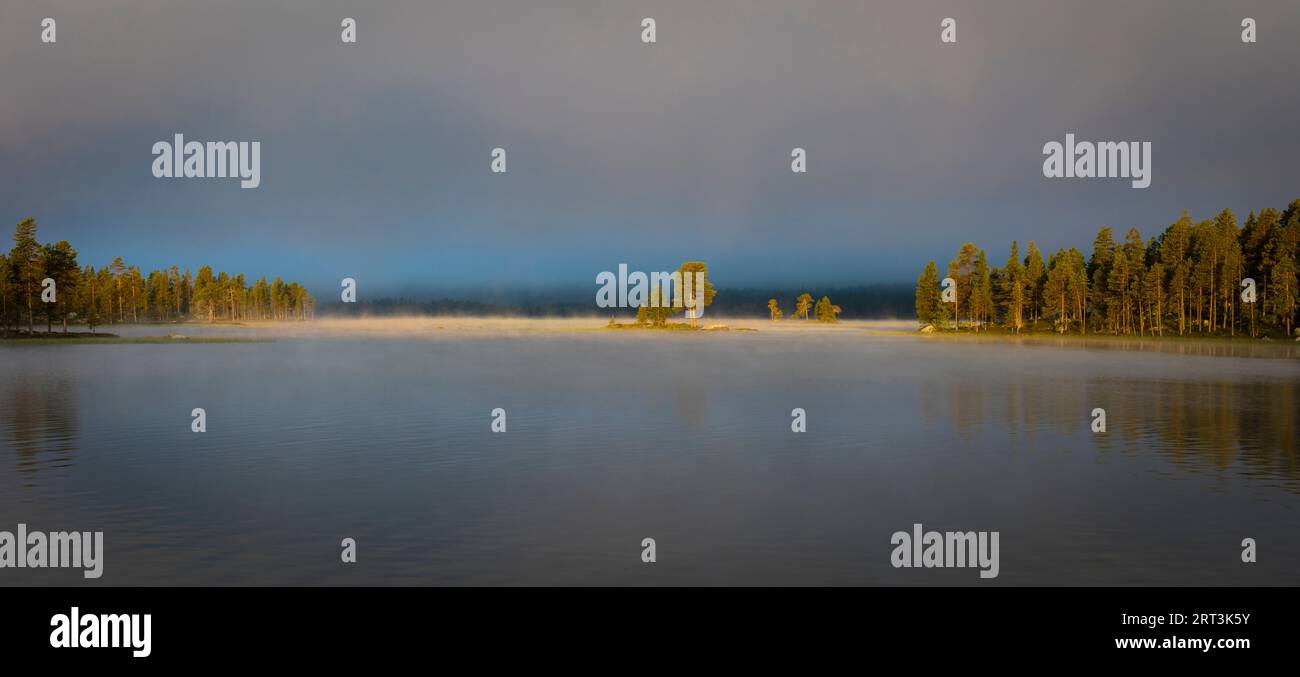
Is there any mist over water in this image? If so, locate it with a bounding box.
[2,319,1297,585]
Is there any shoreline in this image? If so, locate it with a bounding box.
[1,335,271,345]
[3,317,1297,358]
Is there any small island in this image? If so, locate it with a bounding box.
[601,261,846,331]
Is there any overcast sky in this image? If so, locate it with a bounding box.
[3,0,1298,296]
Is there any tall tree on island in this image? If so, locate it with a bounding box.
[676,261,716,328]
[795,293,813,321]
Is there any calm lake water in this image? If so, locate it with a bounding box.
[2,320,1298,585]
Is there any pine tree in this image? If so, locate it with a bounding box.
[1144,261,1165,336]
[1043,249,1071,333]
[915,260,941,328]
[10,218,43,333]
[1023,241,1045,329]
[1161,211,1193,335]
[1107,249,1130,335]
[0,253,12,334]
[1067,248,1089,335]
[1272,215,1299,336]
[41,240,79,332]
[973,249,994,331]
[1087,228,1115,331]
[1000,242,1025,333]
[953,243,979,327]
[1214,209,1240,334]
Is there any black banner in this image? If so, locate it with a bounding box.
[0,586,1286,666]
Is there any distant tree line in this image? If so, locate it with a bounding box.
[326,284,914,319]
[747,285,911,319]
[323,297,546,317]
[1,218,315,334]
[915,201,1300,338]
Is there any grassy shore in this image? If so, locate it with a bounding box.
[605,321,699,331]
[604,320,760,331]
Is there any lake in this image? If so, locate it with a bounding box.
[2,318,1297,585]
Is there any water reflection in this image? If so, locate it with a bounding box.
[923,333,1300,360]
[4,371,78,480]
[923,372,1300,488]
[674,383,710,429]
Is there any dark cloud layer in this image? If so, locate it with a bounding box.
[2,1,1298,295]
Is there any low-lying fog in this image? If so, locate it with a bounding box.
[4,315,1297,585]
